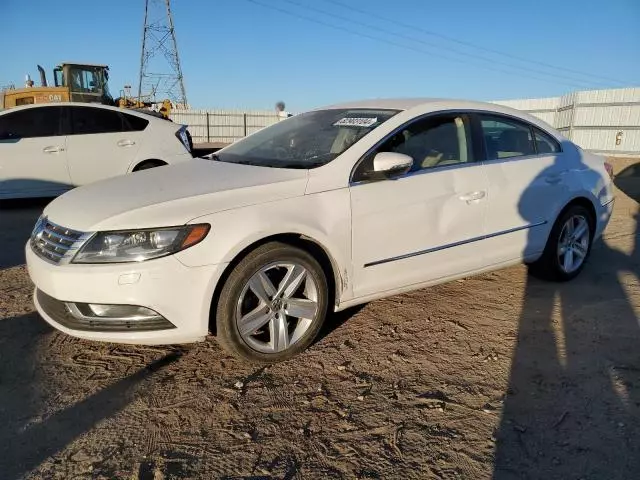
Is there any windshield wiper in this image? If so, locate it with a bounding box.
[276,161,326,169]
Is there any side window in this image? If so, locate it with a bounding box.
[122,113,149,132]
[534,127,561,154]
[0,107,63,139]
[480,115,535,160]
[353,114,473,182]
[70,107,124,135]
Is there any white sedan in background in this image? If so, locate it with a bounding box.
[0,102,192,199]
[26,99,614,363]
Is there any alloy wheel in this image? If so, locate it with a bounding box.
[557,214,590,274]
[235,262,319,353]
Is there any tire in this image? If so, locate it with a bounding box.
[133,160,166,171]
[529,204,594,282]
[216,242,329,363]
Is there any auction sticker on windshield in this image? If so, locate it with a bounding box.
[333,117,378,127]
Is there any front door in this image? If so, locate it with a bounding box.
[0,106,71,198]
[350,113,489,299]
[477,113,567,264]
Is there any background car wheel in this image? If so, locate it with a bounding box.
[216,242,329,363]
[133,160,167,171]
[529,204,594,282]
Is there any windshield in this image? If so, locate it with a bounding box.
[215,108,400,169]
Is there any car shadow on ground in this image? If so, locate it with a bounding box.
[0,197,53,270]
[493,156,640,479]
[0,312,183,480]
[316,304,366,344]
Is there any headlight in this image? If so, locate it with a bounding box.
[72,224,210,264]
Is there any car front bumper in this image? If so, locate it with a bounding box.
[26,242,227,345]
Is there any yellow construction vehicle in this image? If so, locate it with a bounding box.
[1,63,173,119]
[115,85,172,119]
[0,63,113,109]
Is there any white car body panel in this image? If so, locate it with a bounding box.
[25,98,614,346]
[0,135,72,197]
[350,164,488,298]
[44,159,309,231]
[66,130,144,185]
[0,102,192,199]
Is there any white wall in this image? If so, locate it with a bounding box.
[170,109,281,144]
[493,87,640,155]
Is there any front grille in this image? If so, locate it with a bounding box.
[30,217,87,265]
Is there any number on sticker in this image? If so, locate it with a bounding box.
[333,117,378,127]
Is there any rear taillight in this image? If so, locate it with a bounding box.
[604,161,614,180]
[175,126,192,153]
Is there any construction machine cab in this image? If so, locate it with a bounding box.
[53,63,113,104]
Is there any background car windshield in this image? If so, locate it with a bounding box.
[215,109,399,169]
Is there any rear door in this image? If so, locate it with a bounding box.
[0,106,71,198]
[477,113,567,264]
[65,106,146,185]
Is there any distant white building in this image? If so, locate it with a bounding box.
[494,87,640,156]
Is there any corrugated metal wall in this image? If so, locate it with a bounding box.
[494,87,640,155]
[170,109,281,144]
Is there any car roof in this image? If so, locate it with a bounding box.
[0,102,162,121]
[321,97,558,133]
[59,62,109,68]
[323,98,448,110]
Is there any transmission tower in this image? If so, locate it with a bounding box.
[138,0,187,106]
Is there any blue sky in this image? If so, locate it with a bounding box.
[2,0,638,111]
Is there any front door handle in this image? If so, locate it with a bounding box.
[43,146,64,154]
[459,191,486,203]
[117,139,136,147]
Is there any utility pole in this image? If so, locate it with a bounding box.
[138,0,187,107]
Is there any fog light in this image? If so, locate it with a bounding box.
[87,304,160,319]
[65,302,163,321]
[46,292,176,332]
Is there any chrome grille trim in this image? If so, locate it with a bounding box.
[30,217,92,265]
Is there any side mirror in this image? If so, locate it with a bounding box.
[373,152,413,178]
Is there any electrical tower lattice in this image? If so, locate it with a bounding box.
[138,0,187,106]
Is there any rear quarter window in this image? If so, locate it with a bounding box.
[533,127,561,154]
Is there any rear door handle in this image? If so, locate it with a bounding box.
[117,139,136,147]
[43,146,64,154]
[459,191,486,203]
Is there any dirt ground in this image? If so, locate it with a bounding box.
[1,158,639,480]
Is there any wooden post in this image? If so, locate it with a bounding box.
[243,113,248,137]
[206,112,210,143]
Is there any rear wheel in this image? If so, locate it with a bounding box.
[529,204,594,281]
[216,242,329,363]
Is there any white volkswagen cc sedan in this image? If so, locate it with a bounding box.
[0,102,192,199]
[26,99,615,363]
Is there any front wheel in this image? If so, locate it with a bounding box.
[529,204,594,281]
[215,242,329,363]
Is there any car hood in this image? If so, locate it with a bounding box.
[44,159,309,231]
